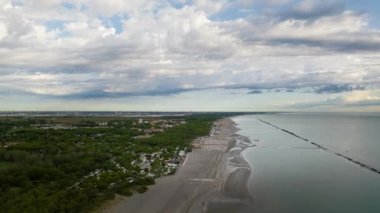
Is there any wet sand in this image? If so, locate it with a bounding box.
[102,118,253,213]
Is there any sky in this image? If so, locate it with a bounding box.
[0,0,380,112]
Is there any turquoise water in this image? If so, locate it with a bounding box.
[233,114,380,213]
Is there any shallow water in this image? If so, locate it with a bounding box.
[233,113,380,213]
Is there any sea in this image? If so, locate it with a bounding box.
[232,113,380,213]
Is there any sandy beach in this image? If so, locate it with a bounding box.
[102,118,253,213]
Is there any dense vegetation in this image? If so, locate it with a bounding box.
[0,114,219,213]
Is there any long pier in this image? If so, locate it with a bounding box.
[258,119,380,175]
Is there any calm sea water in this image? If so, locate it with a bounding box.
[233,113,380,213]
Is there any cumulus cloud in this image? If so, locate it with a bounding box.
[233,10,379,54]
[0,0,380,106]
[191,0,228,15]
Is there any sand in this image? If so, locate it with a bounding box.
[101,118,253,213]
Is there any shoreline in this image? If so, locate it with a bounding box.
[205,118,254,213]
[101,117,254,213]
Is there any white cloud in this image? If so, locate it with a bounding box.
[342,90,380,103]
[286,90,380,111]
[0,0,379,112]
[192,0,228,14]
[79,0,158,17]
[236,0,290,7]
[0,21,6,39]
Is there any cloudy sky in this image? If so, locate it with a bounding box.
[1,0,380,111]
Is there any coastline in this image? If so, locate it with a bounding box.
[101,117,254,213]
[205,118,254,213]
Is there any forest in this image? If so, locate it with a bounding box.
[0,114,220,213]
